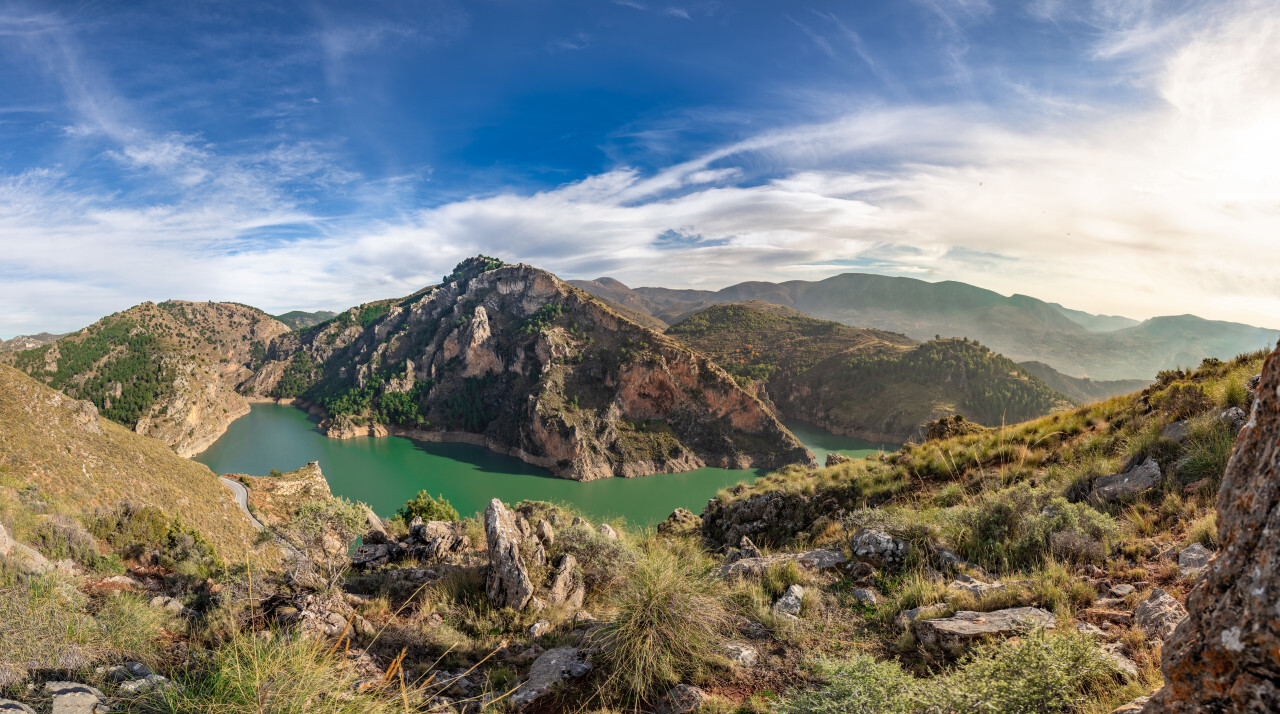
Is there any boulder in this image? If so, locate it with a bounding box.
[657,508,701,535]
[850,528,908,569]
[722,642,759,666]
[737,535,763,560]
[657,684,709,714]
[914,607,1055,648]
[1090,458,1162,501]
[1217,407,1249,435]
[484,499,535,610]
[44,682,105,714]
[0,522,11,557]
[535,519,554,546]
[412,520,472,561]
[850,588,878,606]
[1177,543,1213,578]
[510,647,591,710]
[720,548,846,579]
[351,542,401,570]
[149,595,198,619]
[546,554,579,606]
[1133,588,1187,641]
[363,506,389,544]
[0,699,34,714]
[895,603,948,630]
[1109,583,1136,598]
[597,523,619,540]
[1161,421,1190,443]
[773,584,804,617]
[1145,349,1280,713]
[825,452,851,467]
[1076,622,1106,637]
[528,619,551,638]
[1102,644,1140,680]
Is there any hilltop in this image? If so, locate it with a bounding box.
[246,258,813,480]
[571,273,1278,380]
[1,301,288,456]
[668,301,1073,442]
[0,332,65,353]
[273,310,339,331]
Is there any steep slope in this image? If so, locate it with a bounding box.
[0,332,65,353]
[571,274,1277,380]
[668,302,1072,442]
[1018,361,1152,404]
[0,364,261,561]
[248,258,813,481]
[273,310,339,330]
[2,301,288,456]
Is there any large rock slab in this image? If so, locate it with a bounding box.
[1146,347,1280,712]
[1134,588,1187,641]
[484,499,534,610]
[510,647,591,710]
[915,607,1055,648]
[1090,457,1161,501]
[719,548,846,579]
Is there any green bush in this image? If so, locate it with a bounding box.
[554,522,636,595]
[1178,417,1236,489]
[778,655,920,714]
[951,485,1116,572]
[395,490,459,523]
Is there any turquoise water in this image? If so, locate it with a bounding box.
[194,404,896,526]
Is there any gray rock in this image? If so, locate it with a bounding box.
[528,619,551,638]
[657,508,701,535]
[412,521,472,562]
[546,553,579,606]
[571,516,589,528]
[946,574,1028,598]
[1090,458,1162,501]
[363,506,389,544]
[1102,643,1139,680]
[915,607,1055,648]
[850,528,908,569]
[1110,583,1136,598]
[1248,373,1262,391]
[895,603,948,630]
[535,519,554,547]
[657,683,709,714]
[0,521,12,557]
[773,584,805,617]
[850,588,878,606]
[1077,622,1106,637]
[1178,543,1213,578]
[1217,407,1249,435]
[737,535,762,559]
[118,674,174,694]
[510,647,590,710]
[484,499,535,610]
[1161,421,1190,443]
[825,452,851,467]
[9,542,52,575]
[1134,588,1186,641]
[149,595,197,619]
[596,523,619,540]
[720,548,846,579]
[0,701,34,714]
[722,642,758,666]
[1114,696,1149,713]
[44,682,105,714]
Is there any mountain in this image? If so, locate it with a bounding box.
[570,273,1278,380]
[273,310,339,330]
[245,258,813,480]
[1017,361,1151,404]
[1,301,288,456]
[1047,302,1139,332]
[0,363,261,561]
[668,301,1072,442]
[0,332,66,353]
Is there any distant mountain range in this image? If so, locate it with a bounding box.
[272,310,338,330]
[571,274,1278,380]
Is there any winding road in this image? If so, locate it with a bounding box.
[219,477,265,530]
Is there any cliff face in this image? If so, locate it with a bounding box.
[1145,345,1280,712]
[4,301,288,457]
[251,260,814,480]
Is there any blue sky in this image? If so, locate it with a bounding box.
[2,0,1279,336]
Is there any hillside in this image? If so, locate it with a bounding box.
[0,332,65,353]
[247,258,813,480]
[668,301,1073,442]
[273,310,339,330]
[570,274,1278,380]
[0,363,261,561]
[1019,360,1152,404]
[1,301,288,456]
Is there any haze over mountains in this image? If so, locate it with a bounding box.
[571,273,1278,381]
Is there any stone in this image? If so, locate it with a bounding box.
[411,521,472,561]
[363,506,389,544]
[150,595,197,619]
[1160,420,1190,443]
[1109,583,1136,598]
[657,507,701,535]
[825,452,851,467]
[1113,696,1149,713]
[895,603,948,630]
[44,682,105,714]
[1133,588,1187,641]
[773,584,804,617]
[1178,543,1213,578]
[656,683,709,714]
[946,574,1028,598]
[1078,609,1132,627]
[509,647,591,710]
[720,548,846,579]
[850,588,878,606]
[1145,352,1280,714]
[1076,622,1106,637]
[535,519,554,546]
[1217,407,1249,435]
[484,499,535,610]
[9,542,52,575]
[1090,457,1162,501]
[1248,372,1262,391]
[0,521,11,557]
[914,607,1055,648]
[596,523,619,539]
[737,535,762,559]
[849,528,908,569]
[351,542,398,570]
[528,619,551,638]
[118,674,173,694]
[546,554,579,606]
[0,700,34,714]
[571,516,589,528]
[722,642,758,666]
[1102,644,1140,680]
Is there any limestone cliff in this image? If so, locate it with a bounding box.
[250,258,814,480]
[1145,344,1280,712]
[4,301,288,456]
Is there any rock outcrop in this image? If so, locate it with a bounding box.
[1145,344,1280,712]
[510,647,591,710]
[915,607,1055,648]
[1090,457,1161,501]
[484,499,535,610]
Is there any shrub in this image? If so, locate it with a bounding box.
[593,542,730,704]
[950,485,1116,572]
[394,490,459,523]
[777,655,919,713]
[274,497,365,590]
[553,523,636,595]
[32,514,116,571]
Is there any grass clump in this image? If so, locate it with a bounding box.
[593,540,730,705]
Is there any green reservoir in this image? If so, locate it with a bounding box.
[194,404,896,526]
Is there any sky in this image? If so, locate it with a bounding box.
[1,0,1278,338]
